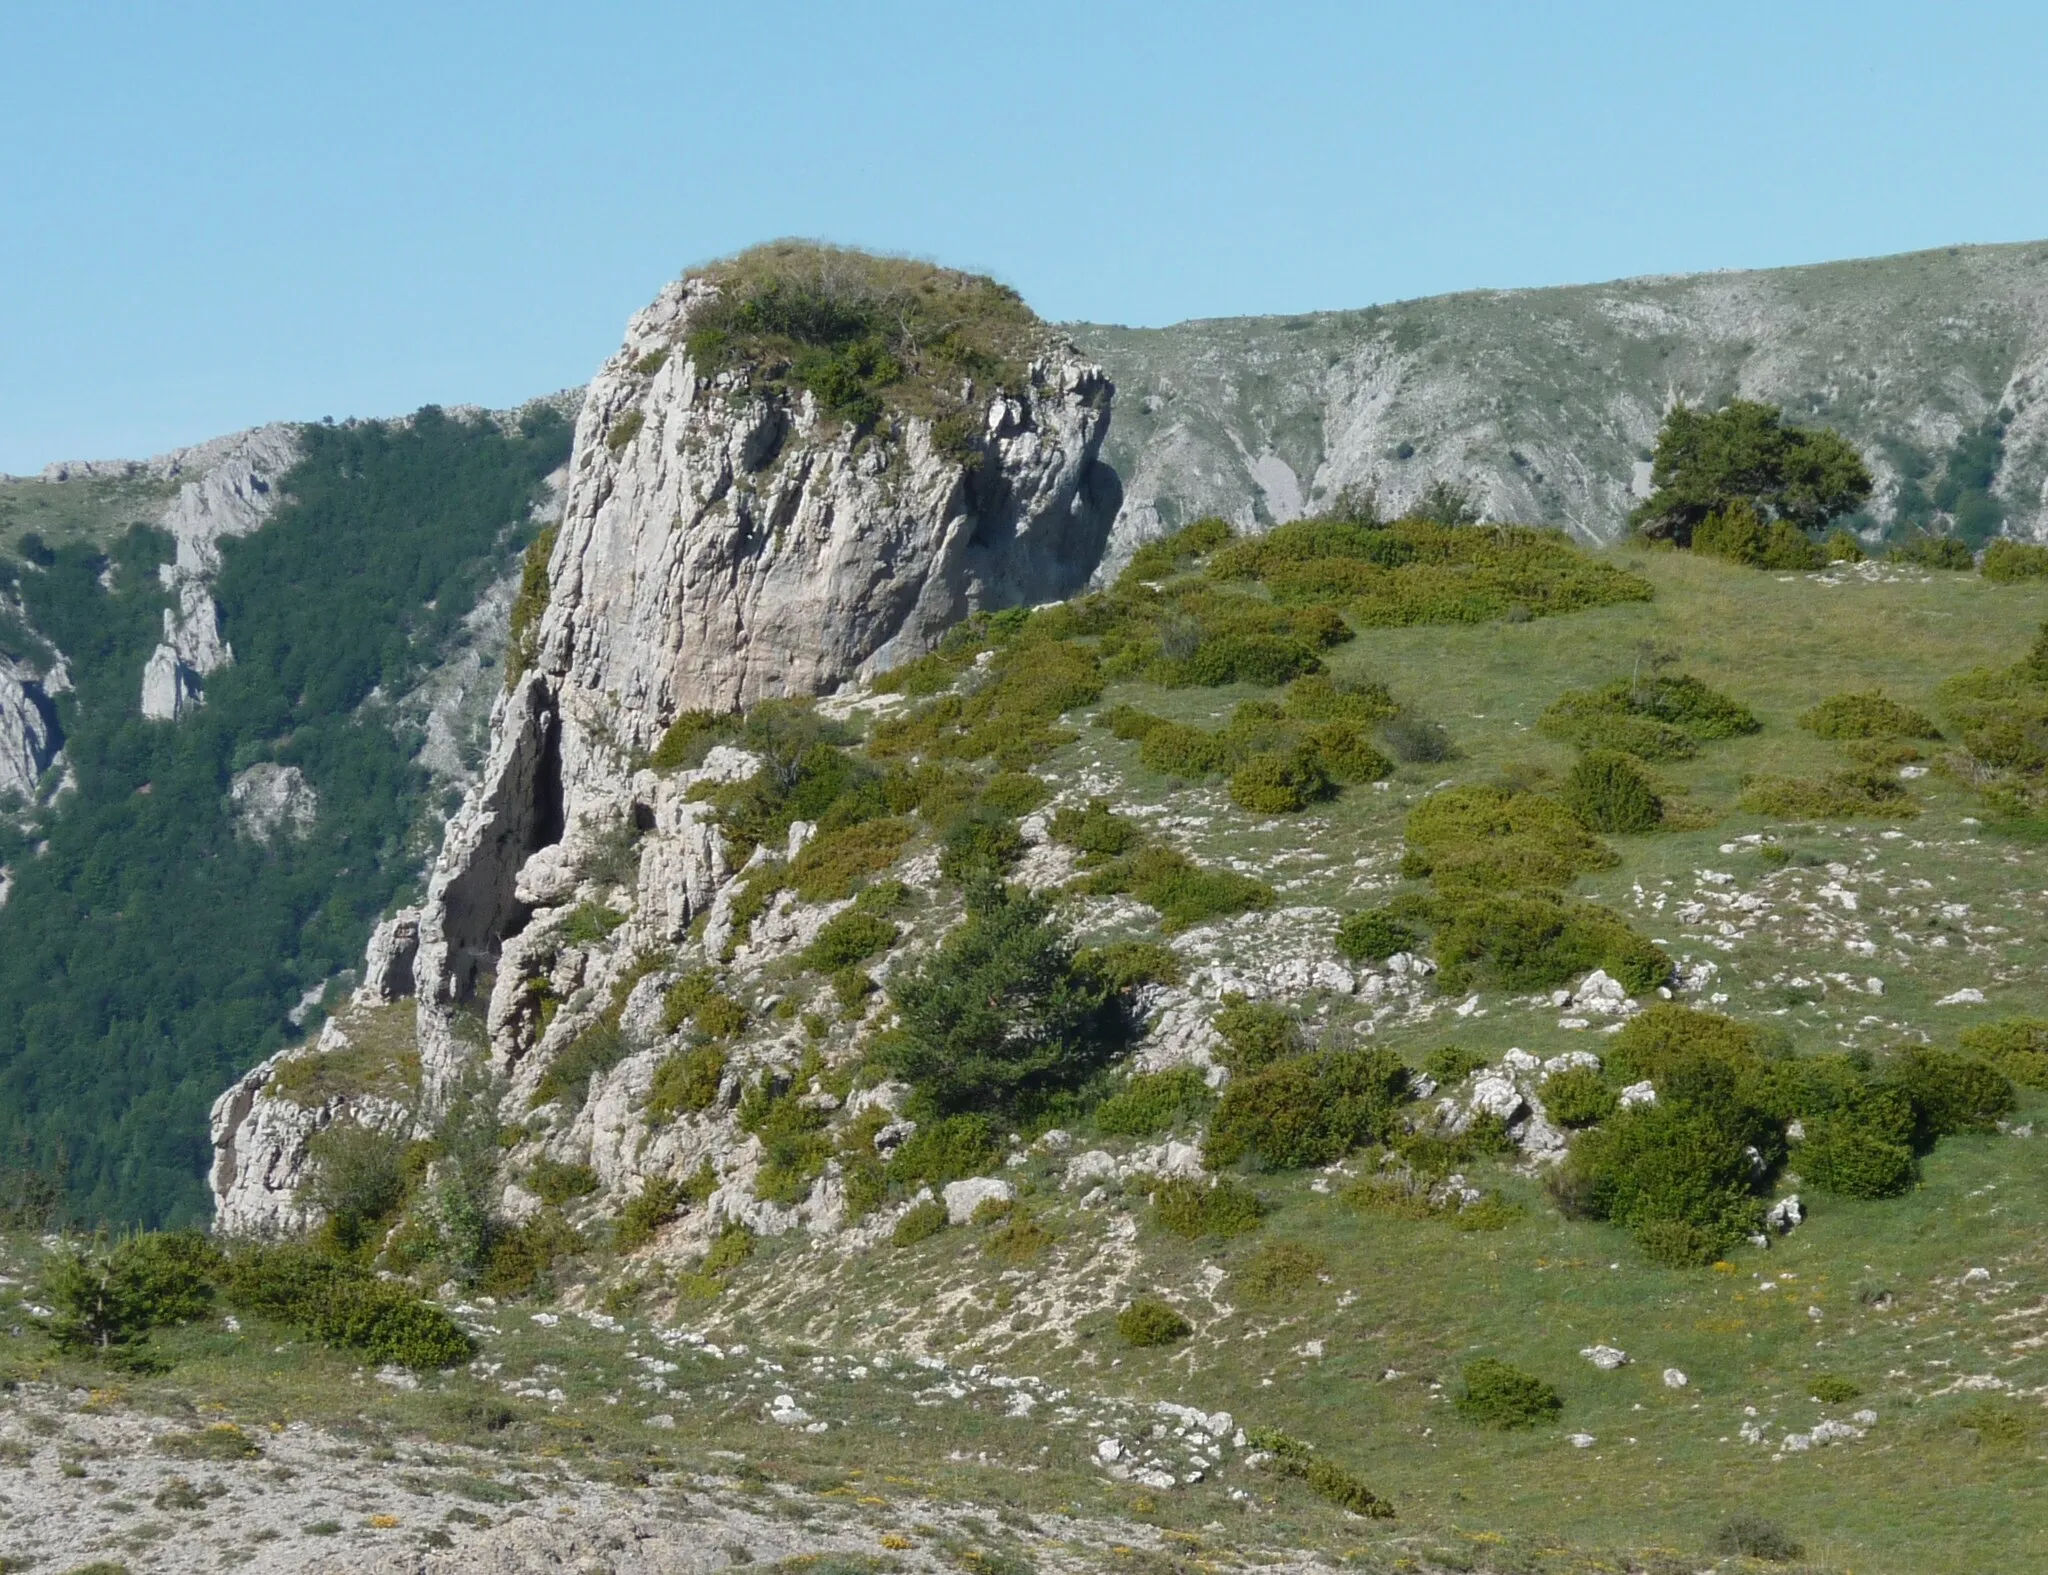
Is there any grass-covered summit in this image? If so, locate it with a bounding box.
[682,240,1052,436]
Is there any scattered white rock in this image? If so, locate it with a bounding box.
[1581,1345,1629,1370]
[1765,1195,1804,1234]
[1937,988,1987,1006]
[942,1177,1015,1225]
[1618,1080,1657,1108]
[1569,1433,1597,1448]
[1663,1368,1688,1389]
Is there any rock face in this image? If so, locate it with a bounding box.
[541,275,1117,732]
[229,762,318,842]
[211,266,1119,1211]
[1075,238,2048,565]
[0,657,59,804]
[139,424,299,719]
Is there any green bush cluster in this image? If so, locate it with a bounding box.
[1739,770,1917,819]
[304,1122,410,1256]
[647,709,738,771]
[1560,749,1662,833]
[1334,908,1418,963]
[1095,1068,1213,1137]
[1235,1241,1328,1300]
[1708,1514,1804,1562]
[868,632,1102,768]
[1690,499,1826,569]
[791,817,916,902]
[645,1042,729,1123]
[1247,1429,1395,1518]
[1401,784,1615,892]
[1891,533,1976,569]
[1454,1357,1562,1428]
[221,1247,473,1369]
[613,1177,684,1253]
[1538,674,1759,761]
[1150,1175,1266,1239]
[1799,690,1940,740]
[885,1113,1002,1190]
[1076,844,1276,932]
[1959,1018,2048,1089]
[800,906,900,973]
[1541,1065,1618,1127]
[1207,515,1653,627]
[1074,939,1183,993]
[1116,517,1235,584]
[529,1020,633,1113]
[1982,538,2048,582]
[1211,994,1304,1075]
[1116,1298,1192,1347]
[524,1157,599,1207]
[43,1232,221,1365]
[738,1063,839,1205]
[891,1199,949,1247]
[504,525,558,687]
[1428,890,1671,996]
[1205,1048,1410,1170]
[1049,798,1143,862]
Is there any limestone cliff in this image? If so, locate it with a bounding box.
[211,256,1118,1229]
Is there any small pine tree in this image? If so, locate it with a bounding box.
[1562,750,1662,833]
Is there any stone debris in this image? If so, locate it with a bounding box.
[1663,1368,1688,1388]
[1581,1345,1630,1370]
[942,1177,1016,1225]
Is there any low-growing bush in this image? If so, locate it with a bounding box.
[645,1043,729,1123]
[801,909,899,972]
[938,810,1024,885]
[613,1178,684,1253]
[1541,1065,1618,1127]
[1455,1357,1562,1428]
[983,1211,1053,1263]
[1428,891,1670,996]
[1959,1017,2048,1089]
[221,1248,473,1369]
[1982,538,2048,582]
[1402,784,1615,893]
[1334,908,1418,963]
[1799,690,1940,740]
[1212,994,1303,1075]
[1116,1299,1192,1347]
[1379,710,1456,763]
[1076,939,1184,993]
[1049,798,1142,862]
[978,770,1049,815]
[1888,1045,2014,1140]
[157,1424,264,1462]
[1424,1045,1488,1084]
[1633,1216,1734,1267]
[1707,1513,1803,1563]
[1246,1429,1394,1518]
[1540,673,1758,760]
[304,1122,409,1256]
[1205,1049,1409,1170]
[1095,1068,1213,1137]
[44,1232,222,1364]
[1078,844,1275,931]
[885,1113,1002,1189]
[1560,749,1662,833]
[1892,533,1976,570]
[1809,1374,1862,1403]
[1230,747,1333,813]
[525,1157,598,1207]
[1739,770,1917,819]
[790,817,915,902]
[648,709,737,771]
[529,1020,633,1112]
[1235,1241,1328,1300]
[891,1199,949,1247]
[1283,672,1398,725]
[1138,719,1235,777]
[1151,1176,1266,1239]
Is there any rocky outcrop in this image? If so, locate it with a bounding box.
[0,657,59,805]
[139,423,299,719]
[229,762,318,842]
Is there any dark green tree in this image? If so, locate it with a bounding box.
[883,883,1126,1115]
[1631,400,1871,547]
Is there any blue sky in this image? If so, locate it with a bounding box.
[4,1,2045,472]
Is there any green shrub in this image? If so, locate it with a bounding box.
[648,710,736,771]
[1301,1454,1394,1518]
[1116,1299,1192,1347]
[1539,674,1758,760]
[1151,1176,1266,1239]
[1888,1045,2014,1139]
[1739,770,1917,818]
[1561,750,1662,834]
[891,1199,949,1247]
[1283,672,1398,725]
[613,1178,684,1253]
[1230,748,1333,813]
[1957,1400,2035,1448]
[304,1122,409,1255]
[883,885,1126,1117]
[938,811,1024,885]
[1542,1065,1618,1127]
[979,771,1049,815]
[1982,538,2048,582]
[1892,533,1975,570]
[1212,994,1304,1075]
[1049,798,1142,862]
[1809,1374,1862,1403]
[1455,1358,1562,1428]
[525,1157,599,1207]
[1959,1017,2048,1089]
[1078,845,1275,932]
[1235,1241,1328,1300]
[529,1020,632,1112]
[221,1247,473,1369]
[1303,722,1393,783]
[1205,1049,1409,1170]
[44,1232,222,1363]
[1335,908,1418,964]
[1799,690,1941,740]
[885,1113,1002,1188]
[1428,891,1670,996]
[983,1211,1053,1263]
[1138,720,1235,777]
[505,525,557,687]
[790,817,915,902]
[1633,1217,1733,1267]
[1562,1103,1761,1247]
[1424,1045,1488,1084]
[1184,632,1324,687]
[1095,1068,1213,1137]
[560,902,625,947]
[1379,710,1456,763]
[1076,939,1184,993]
[801,910,899,972]
[1824,529,1865,563]
[645,1043,729,1123]
[1403,784,1614,893]
[475,1210,581,1300]
[831,966,875,1013]
[1707,1513,1803,1563]
[157,1423,264,1461]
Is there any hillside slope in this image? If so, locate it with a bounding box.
[1076,240,2048,563]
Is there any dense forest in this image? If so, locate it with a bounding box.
[0,407,570,1226]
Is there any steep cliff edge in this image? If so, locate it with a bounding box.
[212,248,1118,1230]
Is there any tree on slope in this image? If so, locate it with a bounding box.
[1631,399,1871,553]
